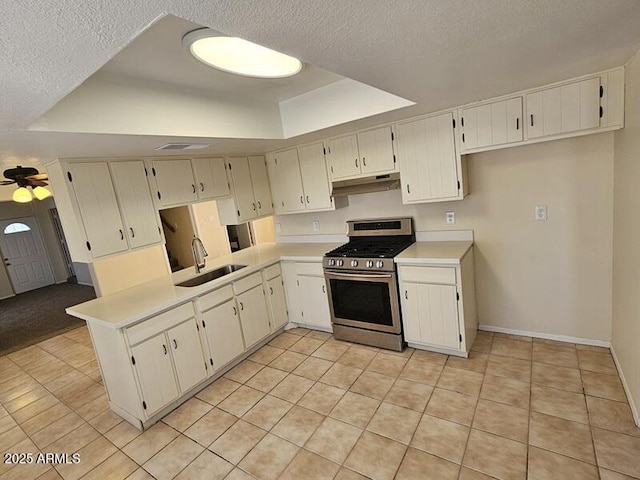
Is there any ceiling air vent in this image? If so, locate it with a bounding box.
[154,143,210,151]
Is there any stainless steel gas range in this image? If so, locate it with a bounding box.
[322,218,415,351]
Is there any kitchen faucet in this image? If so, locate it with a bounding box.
[191,236,208,273]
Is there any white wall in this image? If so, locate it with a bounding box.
[276,133,615,342]
[612,50,640,424]
[31,73,284,139]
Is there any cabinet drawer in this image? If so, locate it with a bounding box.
[263,263,282,280]
[296,262,323,276]
[233,272,262,295]
[197,285,234,312]
[126,303,195,345]
[400,266,456,285]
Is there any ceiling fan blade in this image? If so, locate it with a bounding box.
[29,180,49,187]
[26,173,48,181]
[1,180,16,185]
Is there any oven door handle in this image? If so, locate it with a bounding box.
[325,271,393,280]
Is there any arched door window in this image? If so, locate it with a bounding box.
[3,223,31,234]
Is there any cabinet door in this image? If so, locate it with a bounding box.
[266,275,288,331]
[327,135,360,180]
[201,299,245,371]
[67,162,128,258]
[396,112,459,202]
[272,149,305,213]
[110,161,162,249]
[228,157,256,222]
[401,282,460,349]
[167,319,207,393]
[192,157,230,200]
[237,285,271,348]
[131,333,179,416]
[298,143,333,211]
[248,156,274,217]
[152,159,198,206]
[461,98,522,151]
[299,275,332,329]
[357,127,395,175]
[526,78,600,139]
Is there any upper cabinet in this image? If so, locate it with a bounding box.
[191,157,230,200]
[268,143,340,215]
[525,77,600,139]
[110,161,162,249]
[217,156,274,225]
[396,112,466,204]
[459,97,523,152]
[150,159,198,208]
[326,126,396,181]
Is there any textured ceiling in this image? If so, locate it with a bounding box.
[2,0,640,173]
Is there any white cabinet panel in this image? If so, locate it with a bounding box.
[237,284,271,348]
[191,157,229,200]
[227,157,255,223]
[299,275,331,329]
[396,112,460,203]
[270,149,305,213]
[298,143,333,211]
[327,134,360,180]
[266,275,288,331]
[167,319,207,393]
[526,77,601,139]
[131,333,179,416]
[110,161,162,249]
[152,159,198,207]
[67,162,128,258]
[249,156,273,217]
[357,126,395,175]
[461,97,522,151]
[201,299,245,371]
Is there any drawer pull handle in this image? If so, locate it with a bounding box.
[163,344,167,355]
[192,184,196,193]
[252,203,256,211]
[322,285,325,293]
[173,339,178,349]
[355,158,359,168]
[530,114,534,127]
[200,182,205,192]
[516,118,519,130]
[269,287,273,295]
[362,157,366,167]
[130,227,135,238]
[233,306,237,315]
[405,290,408,299]
[240,302,244,311]
[119,229,124,240]
[257,201,262,210]
[300,195,304,204]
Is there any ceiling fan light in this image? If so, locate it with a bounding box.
[13,187,32,203]
[33,186,52,200]
[184,30,302,78]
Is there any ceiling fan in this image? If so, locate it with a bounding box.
[2,166,52,202]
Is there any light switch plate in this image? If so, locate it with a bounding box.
[535,205,547,221]
[276,222,282,233]
[312,221,320,231]
[445,211,455,225]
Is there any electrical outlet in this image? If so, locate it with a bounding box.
[312,221,320,231]
[535,205,547,221]
[275,222,282,233]
[445,211,455,225]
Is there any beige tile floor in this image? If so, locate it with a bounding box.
[1,327,639,480]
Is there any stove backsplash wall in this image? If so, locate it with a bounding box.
[276,133,614,344]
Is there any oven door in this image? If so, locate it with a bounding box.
[324,269,401,334]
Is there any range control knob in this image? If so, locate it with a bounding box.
[337,259,344,267]
[376,260,384,268]
[350,259,358,267]
[328,259,336,266]
[366,260,374,268]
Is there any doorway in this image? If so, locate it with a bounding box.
[160,206,195,272]
[0,216,55,294]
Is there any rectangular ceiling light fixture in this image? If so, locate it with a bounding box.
[155,143,210,150]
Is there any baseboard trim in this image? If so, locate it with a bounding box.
[610,345,640,427]
[76,281,94,287]
[0,293,15,301]
[478,324,611,348]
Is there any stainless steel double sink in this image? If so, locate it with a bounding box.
[175,264,247,287]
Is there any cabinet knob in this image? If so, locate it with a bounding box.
[233,306,237,315]
[130,227,135,238]
[192,184,196,194]
[362,157,366,167]
[355,158,359,168]
[173,339,178,349]
[257,201,262,210]
[269,287,273,295]
[322,284,325,293]
[306,195,310,204]
[300,196,304,204]
[240,302,244,311]
[252,203,256,211]
[119,229,124,240]
[162,344,167,355]
[200,182,204,192]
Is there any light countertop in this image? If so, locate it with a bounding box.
[395,241,473,265]
[68,240,472,329]
[67,242,339,330]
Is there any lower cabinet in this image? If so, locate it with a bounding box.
[266,276,288,331]
[282,261,332,331]
[233,272,272,349]
[200,296,245,373]
[398,248,477,357]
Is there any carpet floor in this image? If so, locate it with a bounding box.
[0,282,96,356]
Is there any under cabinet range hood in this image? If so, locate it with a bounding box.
[331,173,401,197]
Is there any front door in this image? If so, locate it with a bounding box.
[0,217,54,294]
